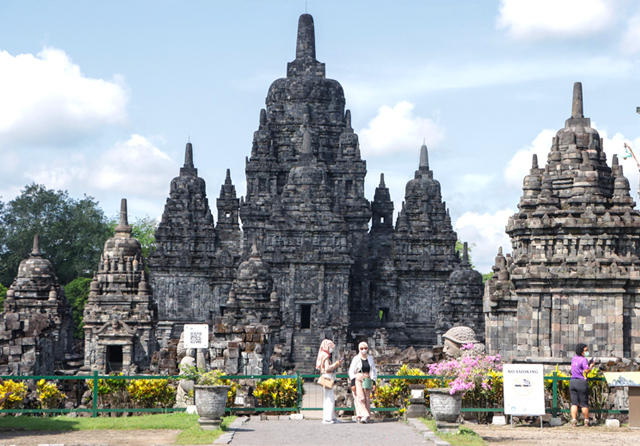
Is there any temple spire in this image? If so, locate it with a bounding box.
[184,142,194,169]
[296,14,316,60]
[225,168,232,185]
[571,82,583,119]
[115,198,132,235]
[31,234,41,256]
[419,142,429,171]
[565,81,590,128]
[379,173,386,188]
[462,242,469,266]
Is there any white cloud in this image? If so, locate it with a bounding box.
[496,0,618,40]
[504,129,556,188]
[0,47,128,147]
[455,209,514,273]
[358,101,445,157]
[620,13,640,54]
[595,127,640,199]
[24,134,179,200]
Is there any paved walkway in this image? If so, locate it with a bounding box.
[220,416,449,446]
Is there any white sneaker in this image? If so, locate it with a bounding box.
[322,420,335,424]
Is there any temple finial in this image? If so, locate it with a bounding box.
[379,173,386,188]
[296,14,316,61]
[119,199,128,226]
[462,242,469,265]
[571,82,583,119]
[225,168,232,185]
[345,110,352,129]
[184,142,194,169]
[532,154,538,170]
[250,243,260,258]
[32,234,41,256]
[419,142,429,170]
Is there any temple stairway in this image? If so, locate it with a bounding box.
[291,331,321,374]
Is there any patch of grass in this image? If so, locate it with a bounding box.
[419,417,486,446]
[175,416,235,445]
[0,413,236,445]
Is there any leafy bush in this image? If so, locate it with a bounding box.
[37,379,66,409]
[127,379,176,409]
[252,375,298,410]
[373,364,440,416]
[87,373,130,413]
[0,379,27,409]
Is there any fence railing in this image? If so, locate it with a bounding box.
[0,372,629,417]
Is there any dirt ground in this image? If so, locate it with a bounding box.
[0,429,181,445]
[470,424,640,446]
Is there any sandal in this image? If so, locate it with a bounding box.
[584,419,590,427]
[571,419,577,428]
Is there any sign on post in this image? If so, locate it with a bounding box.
[503,364,545,416]
[183,324,209,349]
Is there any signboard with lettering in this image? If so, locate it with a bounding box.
[183,324,209,349]
[503,364,545,415]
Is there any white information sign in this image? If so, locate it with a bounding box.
[503,364,545,415]
[183,324,209,349]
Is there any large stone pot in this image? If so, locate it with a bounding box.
[195,385,230,430]
[427,388,463,433]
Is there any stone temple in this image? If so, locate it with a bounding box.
[0,235,74,375]
[484,82,640,362]
[148,14,483,373]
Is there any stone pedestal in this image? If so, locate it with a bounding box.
[405,386,427,418]
[428,388,463,433]
[195,385,230,430]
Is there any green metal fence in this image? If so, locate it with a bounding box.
[0,372,629,417]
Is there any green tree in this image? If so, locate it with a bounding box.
[482,271,494,284]
[64,277,92,339]
[0,282,7,311]
[108,215,158,262]
[0,183,111,286]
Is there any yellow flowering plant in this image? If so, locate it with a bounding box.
[127,379,176,409]
[0,379,27,409]
[252,374,298,411]
[37,379,66,410]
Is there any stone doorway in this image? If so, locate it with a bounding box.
[106,345,123,372]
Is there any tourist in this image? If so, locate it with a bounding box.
[570,343,595,427]
[316,339,344,424]
[349,341,377,423]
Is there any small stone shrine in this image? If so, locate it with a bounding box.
[0,235,74,375]
[148,14,484,373]
[484,82,640,362]
[82,199,157,373]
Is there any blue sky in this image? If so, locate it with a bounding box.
[1,0,640,273]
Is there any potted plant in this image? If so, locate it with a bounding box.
[181,366,231,430]
[427,344,503,433]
